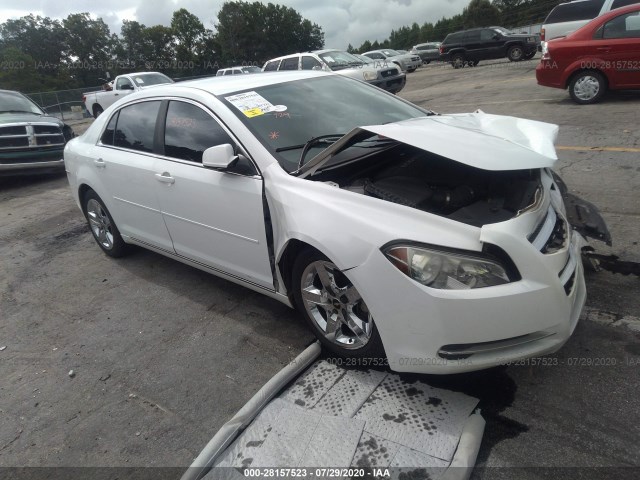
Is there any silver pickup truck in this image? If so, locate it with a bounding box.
[82,72,174,118]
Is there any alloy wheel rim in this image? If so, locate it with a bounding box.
[300,260,373,350]
[511,47,523,60]
[87,199,114,250]
[574,76,600,101]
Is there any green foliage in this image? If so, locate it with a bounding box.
[215,1,324,66]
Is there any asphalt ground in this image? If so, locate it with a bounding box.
[0,59,638,479]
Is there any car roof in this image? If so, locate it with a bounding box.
[135,71,334,97]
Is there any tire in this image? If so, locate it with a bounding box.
[292,249,385,360]
[523,51,536,60]
[507,45,524,62]
[451,53,465,69]
[424,60,431,65]
[407,67,416,73]
[469,60,479,67]
[93,104,104,118]
[82,190,130,257]
[569,70,606,105]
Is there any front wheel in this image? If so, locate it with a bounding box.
[569,70,606,104]
[83,190,130,257]
[507,45,524,62]
[523,51,536,60]
[292,249,385,359]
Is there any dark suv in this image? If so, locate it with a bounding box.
[439,26,539,68]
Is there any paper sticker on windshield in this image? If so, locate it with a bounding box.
[134,77,144,84]
[225,91,275,118]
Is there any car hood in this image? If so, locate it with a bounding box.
[297,111,559,177]
[0,112,64,126]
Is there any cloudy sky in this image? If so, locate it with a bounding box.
[0,0,470,48]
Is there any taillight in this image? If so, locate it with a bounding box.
[439,46,444,54]
[540,28,545,41]
[82,95,86,103]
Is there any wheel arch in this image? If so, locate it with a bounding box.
[277,239,328,299]
[564,67,609,90]
[78,183,93,209]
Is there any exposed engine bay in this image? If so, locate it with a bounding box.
[310,141,541,227]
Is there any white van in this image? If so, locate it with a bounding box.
[541,0,639,47]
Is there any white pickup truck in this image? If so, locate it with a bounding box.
[82,72,174,118]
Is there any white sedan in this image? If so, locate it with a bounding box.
[63,71,610,373]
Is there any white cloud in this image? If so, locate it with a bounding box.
[0,0,470,49]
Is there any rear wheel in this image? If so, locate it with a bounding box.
[292,249,385,359]
[82,190,130,257]
[451,53,465,69]
[569,70,606,104]
[507,45,524,62]
[93,104,104,118]
[523,51,536,60]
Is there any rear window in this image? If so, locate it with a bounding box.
[611,0,640,8]
[544,0,606,24]
[443,32,465,44]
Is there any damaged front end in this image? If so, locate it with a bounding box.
[298,111,611,258]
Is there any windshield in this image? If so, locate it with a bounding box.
[318,51,364,70]
[382,49,400,56]
[0,91,43,114]
[220,76,428,172]
[130,73,174,87]
[241,66,262,73]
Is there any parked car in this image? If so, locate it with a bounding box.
[411,42,442,64]
[82,72,173,118]
[537,3,640,103]
[0,89,75,175]
[216,66,262,76]
[262,50,406,94]
[540,0,639,50]
[361,49,422,72]
[64,71,610,374]
[440,27,539,67]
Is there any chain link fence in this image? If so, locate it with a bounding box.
[26,86,103,122]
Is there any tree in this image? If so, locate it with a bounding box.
[143,25,176,70]
[62,13,114,85]
[116,20,147,69]
[462,0,501,28]
[170,8,215,76]
[215,1,324,65]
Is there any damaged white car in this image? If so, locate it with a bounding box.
[63,71,610,373]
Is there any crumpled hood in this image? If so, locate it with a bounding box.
[298,111,559,176]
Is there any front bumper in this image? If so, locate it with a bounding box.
[348,230,587,374]
[370,74,407,94]
[0,152,65,176]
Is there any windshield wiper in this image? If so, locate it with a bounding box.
[275,133,346,170]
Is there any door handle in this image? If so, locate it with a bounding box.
[94,158,106,168]
[114,93,119,96]
[596,46,611,51]
[155,172,175,184]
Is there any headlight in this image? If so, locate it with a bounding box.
[541,42,549,58]
[383,244,513,289]
[363,71,377,81]
[527,36,536,43]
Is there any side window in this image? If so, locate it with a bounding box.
[264,60,280,71]
[224,70,233,76]
[480,29,496,41]
[216,70,224,76]
[116,77,134,90]
[164,101,233,163]
[464,30,482,42]
[279,57,299,70]
[603,11,640,38]
[367,52,384,59]
[611,0,639,8]
[113,101,160,153]
[301,56,322,70]
[100,111,118,145]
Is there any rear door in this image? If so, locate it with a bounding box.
[152,99,274,289]
[95,101,174,251]
[596,9,640,87]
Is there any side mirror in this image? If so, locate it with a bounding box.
[120,84,134,90]
[202,144,238,170]
[493,34,501,40]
